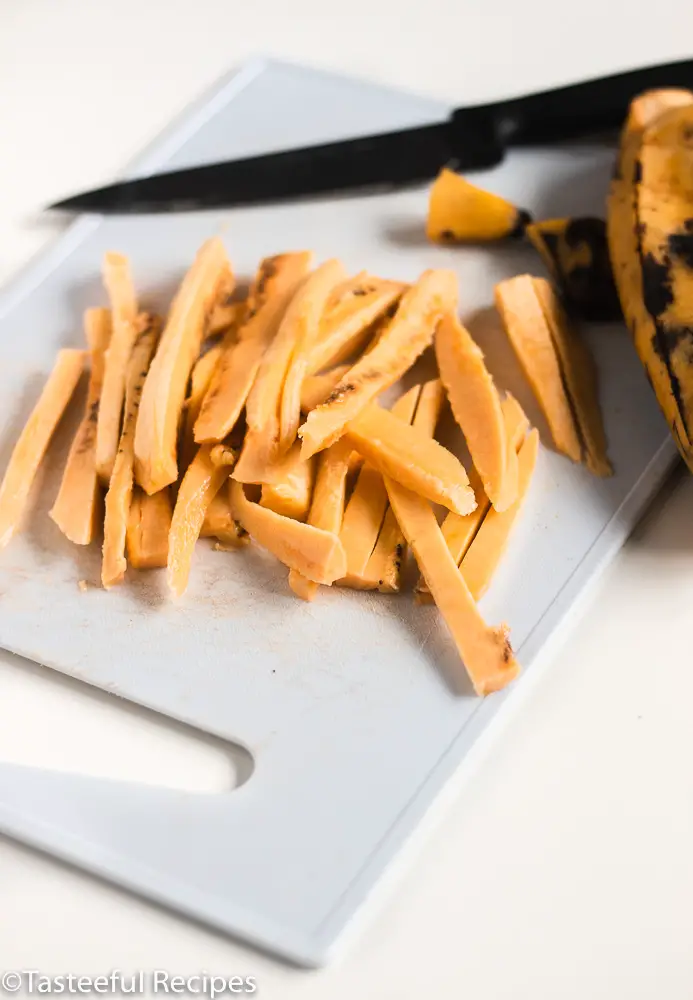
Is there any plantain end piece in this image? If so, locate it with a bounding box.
[427,168,531,244]
[526,217,621,322]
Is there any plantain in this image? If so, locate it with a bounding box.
[427,168,530,243]
[526,217,620,322]
[607,89,693,464]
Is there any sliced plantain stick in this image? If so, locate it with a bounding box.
[195,253,311,445]
[305,280,405,376]
[0,349,86,549]
[126,487,172,569]
[230,480,346,584]
[416,394,529,603]
[234,262,342,483]
[385,477,520,695]
[289,438,352,601]
[278,259,347,454]
[167,445,233,597]
[495,274,582,463]
[361,510,405,593]
[491,393,529,513]
[325,271,374,309]
[96,252,139,484]
[259,443,315,521]
[201,480,249,547]
[299,269,458,458]
[339,385,420,586]
[532,277,612,476]
[102,316,160,589]
[364,379,445,593]
[134,238,232,494]
[344,404,475,515]
[209,442,241,469]
[207,300,246,337]
[300,366,350,412]
[50,308,111,545]
[435,312,508,509]
[460,429,539,601]
[181,343,224,470]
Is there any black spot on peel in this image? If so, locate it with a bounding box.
[531,217,620,321]
[395,543,403,558]
[650,325,693,438]
[636,215,692,441]
[508,209,532,239]
[633,159,643,185]
[439,229,456,242]
[563,216,605,248]
[641,253,674,318]
[668,231,693,269]
[651,324,693,359]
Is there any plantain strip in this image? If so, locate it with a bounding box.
[259,442,315,521]
[230,480,346,584]
[344,404,475,515]
[0,349,86,549]
[126,487,172,569]
[278,259,347,454]
[299,269,458,458]
[364,379,445,593]
[195,252,311,445]
[50,308,111,544]
[339,385,420,588]
[134,238,232,494]
[435,312,508,509]
[96,252,139,483]
[102,315,160,589]
[306,279,405,376]
[416,394,529,603]
[385,476,520,695]
[288,438,352,601]
[495,274,582,462]
[460,430,539,600]
[167,444,234,597]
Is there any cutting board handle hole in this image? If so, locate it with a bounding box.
[0,657,253,793]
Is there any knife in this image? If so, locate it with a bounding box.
[50,58,693,214]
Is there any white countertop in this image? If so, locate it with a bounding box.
[2,1,693,996]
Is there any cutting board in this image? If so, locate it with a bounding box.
[0,59,676,966]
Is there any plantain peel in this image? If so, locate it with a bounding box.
[607,89,693,464]
[526,217,620,321]
[427,169,531,243]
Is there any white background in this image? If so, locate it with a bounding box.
[3,0,693,996]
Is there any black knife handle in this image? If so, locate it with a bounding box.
[451,57,693,168]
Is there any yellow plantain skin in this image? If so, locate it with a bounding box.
[427,169,530,243]
[637,105,693,460]
[525,217,620,321]
[607,89,693,462]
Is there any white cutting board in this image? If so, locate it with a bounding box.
[0,59,676,966]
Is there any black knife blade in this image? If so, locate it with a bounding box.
[50,57,693,214]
